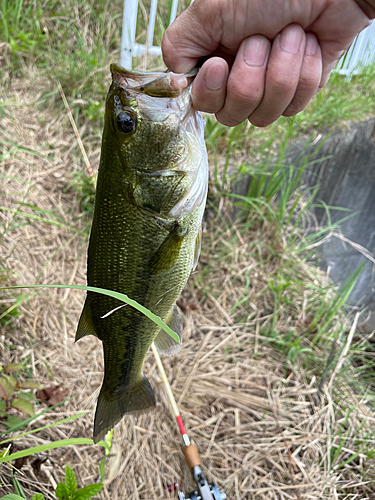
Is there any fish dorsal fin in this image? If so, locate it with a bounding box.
[192,227,202,272]
[75,299,98,341]
[154,305,182,356]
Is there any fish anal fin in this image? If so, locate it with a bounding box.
[75,299,97,342]
[93,375,156,443]
[154,305,182,356]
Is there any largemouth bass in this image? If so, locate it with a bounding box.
[76,64,208,443]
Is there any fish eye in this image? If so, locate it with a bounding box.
[117,112,136,134]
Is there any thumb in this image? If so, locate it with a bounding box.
[162,3,221,73]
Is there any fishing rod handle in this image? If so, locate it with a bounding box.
[184,444,201,468]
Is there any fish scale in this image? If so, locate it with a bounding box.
[76,64,208,443]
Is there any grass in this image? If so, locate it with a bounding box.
[190,174,375,497]
[1,0,375,139]
[1,2,375,498]
[2,284,181,344]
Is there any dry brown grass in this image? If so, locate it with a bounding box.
[1,75,374,500]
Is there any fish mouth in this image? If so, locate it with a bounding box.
[110,64,197,98]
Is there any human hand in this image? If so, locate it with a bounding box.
[162,0,375,127]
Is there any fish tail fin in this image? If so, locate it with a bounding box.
[93,375,156,443]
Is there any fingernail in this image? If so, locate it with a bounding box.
[305,34,318,56]
[204,64,226,90]
[280,25,303,54]
[243,36,269,67]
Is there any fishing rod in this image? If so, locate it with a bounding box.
[151,344,226,500]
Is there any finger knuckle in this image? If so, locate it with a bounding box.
[298,71,320,93]
[228,83,262,108]
[198,100,224,114]
[271,76,296,96]
[192,91,225,115]
[216,110,242,127]
[283,103,303,117]
[249,115,272,128]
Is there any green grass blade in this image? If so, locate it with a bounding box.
[312,264,364,344]
[0,412,90,446]
[14,0,23,32]
[333,443,368,471]
[0,284,180,343]
[227,193,276,219]
[11,475,26,499]
[1,398,71,436]
[0,495,26,500]
[0,207,86,235]
[0,438,94,463]
[99,429,113,482]
[0,10,9,42]
[0,140,49,159]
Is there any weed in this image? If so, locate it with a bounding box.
[198,127,366,376]
[0,426,112,498]
[64,170,96,219]
[295,65,375,133]
[0,0,47,63]
[0,465,103,500]
[0,363,42,429]
[0,294,23,328]
[0,91,14,119]
[1,4,375,496]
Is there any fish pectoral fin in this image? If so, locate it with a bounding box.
[192,227,202,272]
[150,222,187,273]
[75,299,98,341]
[154,305,182,356]
[93,375,156,443]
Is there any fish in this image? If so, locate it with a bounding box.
[76,64,208,443]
